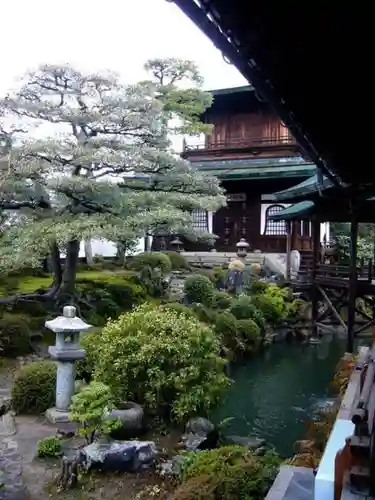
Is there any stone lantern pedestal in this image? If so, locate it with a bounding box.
[45,305,92,424]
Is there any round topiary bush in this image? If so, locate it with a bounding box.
[171,446,280,500]
[92,304,229,422]
[211,291,232,310]
[163,251,189,270]
[11,361,56,414]
[130,252,172,274]
[236,319,261,350]
[184,274,214,305]
[0,313,32,356]
[230,296,265,328]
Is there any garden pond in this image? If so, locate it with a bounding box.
[212,333,365,457]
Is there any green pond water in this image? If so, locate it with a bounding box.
[212,334,363,458]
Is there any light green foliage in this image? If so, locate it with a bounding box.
[163,251,189,270]
[11,361,56,414]
[76,329,103,382]
[184,274,214,305]
[93,304,229,422]
[130,252,172,274]
[229,296,265,328]
[36,436,62,458]
[251,284,290,324]
[171,446,280,500]
[69,381,119,444]
[0,60,225,280]
[334,234,373,264]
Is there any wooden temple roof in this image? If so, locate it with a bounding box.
[173,2,373,189]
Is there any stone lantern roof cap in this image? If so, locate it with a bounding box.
[45,305,92,333]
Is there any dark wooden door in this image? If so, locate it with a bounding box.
[214,195,260,251]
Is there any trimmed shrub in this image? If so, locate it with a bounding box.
[171,446,280,500]
[163,251,189,270]
[184,274,214,305]
[215,311,237,338]
[93,304,229,422]
[130,252,172,274]
[236,319,261,351]
[211,291,232,310]
[76,328,103,382]
[0,313,32,356]
[192,304,217,324]
[12,361,56,414]
[230,296,265,328]
[251,279,269,295]
[252,284,289,324]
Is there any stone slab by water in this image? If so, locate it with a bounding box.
[266,466,314,500]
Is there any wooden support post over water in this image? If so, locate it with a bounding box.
[286,221,292,281]
[311,219,320,338]
[347,215,358,353]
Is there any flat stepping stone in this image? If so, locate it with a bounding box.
[0,413,16,437]
[0,444,28,499]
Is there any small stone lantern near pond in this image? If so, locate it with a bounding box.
[236,238,249,259]
[45,305,92,423]
[171,236,184,253]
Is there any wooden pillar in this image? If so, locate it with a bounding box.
[311,219,320,338]
[286,220,292,281]
[347,215,358,353]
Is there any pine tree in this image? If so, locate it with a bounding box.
[0,59,225,301]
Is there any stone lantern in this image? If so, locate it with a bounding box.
[171,236,184,253]
[45,305,92,423]
[236,238,249,259]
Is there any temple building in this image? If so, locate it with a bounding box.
[153,85,328,253]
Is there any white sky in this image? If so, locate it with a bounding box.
[1,0,246,94]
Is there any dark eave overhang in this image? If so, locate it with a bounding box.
[172,1,373,189]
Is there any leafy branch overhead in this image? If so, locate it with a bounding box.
[0,59,225,279]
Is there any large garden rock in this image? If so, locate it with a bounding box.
[182,417,219,451]
[79,440,158,472]
[185,417,215,436]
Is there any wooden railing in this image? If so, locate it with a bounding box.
[183,135,297,152]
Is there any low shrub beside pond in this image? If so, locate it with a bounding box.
[91,303,230,423]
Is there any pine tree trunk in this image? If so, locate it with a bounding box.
[116,242,126,266]
[84,240,94,266]
[59,240,80,297]
[49,241,63,293]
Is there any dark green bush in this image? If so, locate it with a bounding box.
[12,361,56,414]
[130,252,172,274]
[236,319,261,351]
[230,296,265,328]
[251,279,269,295]
[171,446,280,500]
[184,275,214,305]
[76,277,147,325]
[215,311,237,337]
[192,304,217,324]
[163,251,189,270]
[211,267,227,288]
[211,291,232,310]
[0,313,32,356]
